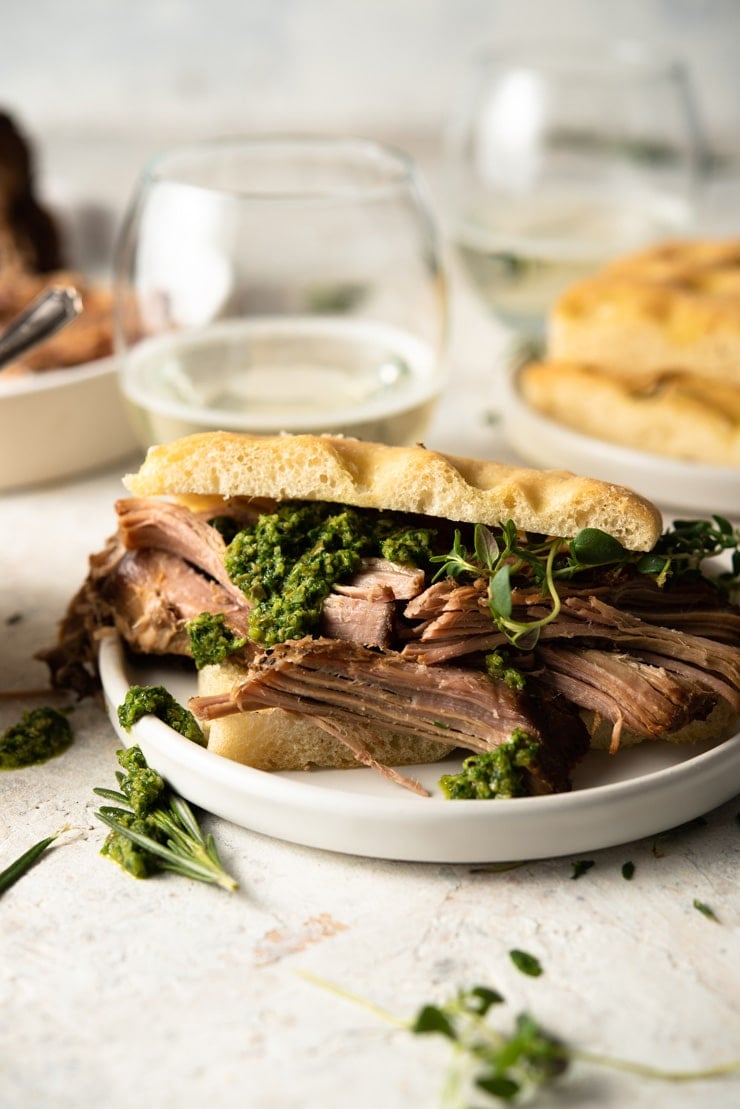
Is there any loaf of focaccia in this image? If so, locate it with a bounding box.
[519,360,740,467]
[549,238,740,388]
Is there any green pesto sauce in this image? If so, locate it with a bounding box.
[100,745,167,879]
[439,729,540,800]
[117,685,205,746]
[224,501,437,646]
[187,612,248,671]
[0,707,73,770]
[484,651,526,691]
[101,811,160,879]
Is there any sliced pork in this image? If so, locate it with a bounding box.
[190,636,590,794]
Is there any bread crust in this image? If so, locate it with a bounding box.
[519,361,740,467]
[125,431,662,552]
[550,238,740,386]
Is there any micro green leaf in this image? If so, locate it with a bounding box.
[412,1004,457,1039]
[490,565,513,620]
[475,1073,520,1099]
[571,860,595,879]
[621,861,635,881]
[509,949,542,977]
[693,899,720,923]
[466,986,506,1016]
[474,525,500,571]
[569,528,626,566]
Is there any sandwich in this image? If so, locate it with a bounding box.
[519,238,740,467]
[43,431,740,798]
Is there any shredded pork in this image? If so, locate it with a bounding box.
[40,496,740,794]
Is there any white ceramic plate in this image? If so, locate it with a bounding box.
[0,357,139,490]
[98,633,740,863]
[499,369,740,518]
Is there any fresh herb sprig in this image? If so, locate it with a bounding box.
[0,830,63,895]
[430,522,564,649]
[648,516,740,594]
[412,986,567,1103]
[93,745,237,891]
[299,970,740,1105]
[430,517,740,650]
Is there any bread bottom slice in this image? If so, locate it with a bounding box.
[585,700,739,751]
[519,360,740,467]
[198,661,454,771]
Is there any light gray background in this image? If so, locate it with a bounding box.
[3,0,740,226]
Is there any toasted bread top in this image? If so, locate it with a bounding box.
[124,431,663,551]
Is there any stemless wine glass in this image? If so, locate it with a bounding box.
[447,40,704,349]
[114,135,448,448]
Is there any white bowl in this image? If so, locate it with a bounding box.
[0,357,139,491]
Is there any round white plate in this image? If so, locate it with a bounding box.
[0,357,139,490]
[98,633,740,863]
[499,369,740,518]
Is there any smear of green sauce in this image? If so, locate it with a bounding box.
[0,707,74,770]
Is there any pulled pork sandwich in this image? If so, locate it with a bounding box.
[43,432,740,798]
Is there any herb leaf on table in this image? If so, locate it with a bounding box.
[0,831,62,895]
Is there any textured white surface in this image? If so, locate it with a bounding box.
[1,9,740,1100]
[1,313,739,1107]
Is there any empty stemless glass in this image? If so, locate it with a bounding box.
[114,135,448,448]
[447,40,704,348]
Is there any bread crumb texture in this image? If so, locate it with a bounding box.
[125,430,662,551]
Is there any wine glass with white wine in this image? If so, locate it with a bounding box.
[114,135,448,450]
[447,39,704,356]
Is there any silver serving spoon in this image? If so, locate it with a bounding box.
[0,285,82,372]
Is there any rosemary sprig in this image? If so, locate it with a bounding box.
[0,831,60,895]
[93,745,237,891]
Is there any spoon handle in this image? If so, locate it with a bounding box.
[0,285,82,371]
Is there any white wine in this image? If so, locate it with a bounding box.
[456,192,692,340]
[121,316,443,447]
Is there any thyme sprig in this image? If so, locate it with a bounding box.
[299,971,740,1105]
[649,516,740,594]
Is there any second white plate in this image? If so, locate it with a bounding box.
[98,633,740,864]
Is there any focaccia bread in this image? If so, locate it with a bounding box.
[125,430,663,552]
[549,238,740,387]
[519,360,740,467]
